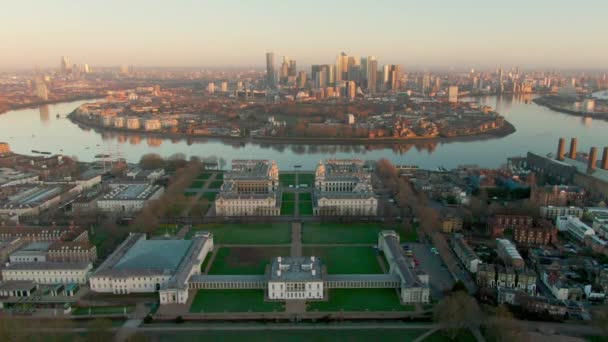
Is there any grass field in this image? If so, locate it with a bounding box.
[72,306,135,316]
[399,227,419,242]
[281,201,295,216]
[142,329,429,341]
[208,180,224,189]
[189,290,283,313]
[308,289,410,312]
[200,192,217,201]
[297,173,315,187]
[186,223,291,244]
[282,192,296,201]
[184,191,199,197]
[302,246,383,274]
[279,174,296,186]
[152,225,179,236]
[302,223,386,244]
[298,193,312,201]
[197,172,213,180]
[208,246,290,275]
[299,201,313,215]
[189,180,206,189]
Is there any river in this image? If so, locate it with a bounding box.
[0,94,606,170]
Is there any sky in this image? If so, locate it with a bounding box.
[1,0,607,70]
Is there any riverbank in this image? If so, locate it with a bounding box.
[533,97,608,121]
[69,113,516,146]
[0,95,104,116]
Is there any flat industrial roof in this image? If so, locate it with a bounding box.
[114,239,192,271]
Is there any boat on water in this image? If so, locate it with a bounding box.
[95,154,111,158]
[31,150,51,155]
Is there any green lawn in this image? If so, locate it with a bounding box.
[298,193,312,201]
[186,223,291,244]
[200,192,217,201]
[308,289,410,312]
[189,180,206,189]
[208,180,223,189]
[279,174,296,186]
[281,201,295,216]
[144,329,429,341]
[282,192,296,201]
[72,306,135,316]
[190,290,283,313]
[298,173,315,187]
[302,246,383,274]
[399,227,419,242]
[302,223,386,244]
[299,201,313,215]
[208,247,290,275]
[197,172,213,180]
[152,225,179,236]
[184,191,198,197]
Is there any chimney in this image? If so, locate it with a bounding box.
[602,147,608,170]
[569,138,578,159]
[557,138,566,160]
[588,147,598,173]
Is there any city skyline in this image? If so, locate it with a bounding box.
[2,0,607,70]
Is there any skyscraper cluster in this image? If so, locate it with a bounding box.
[265,51,403,94]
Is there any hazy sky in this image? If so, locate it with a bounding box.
[1,0,607,70]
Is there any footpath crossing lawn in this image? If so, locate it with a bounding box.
[197,172,213,180]
[187,223,291,244]
[299,201,313,215]
[302,223,386,244]
[302,246,383,274]
[208,180,224,189]
[208,247,290,275]
[189,180,206,189]
[200,192,217,201]
[307,289,410,312]
[190,290,283,313]
[144,329,429,341]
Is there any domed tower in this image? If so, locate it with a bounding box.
[315,160,326,189]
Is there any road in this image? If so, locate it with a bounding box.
[18,320,603,339]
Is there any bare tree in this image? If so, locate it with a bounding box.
[484,305,529,342]
[434,291,482,340]
[139,153,165,170]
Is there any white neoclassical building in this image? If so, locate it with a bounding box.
[267,256,324,300]
[96,183,164,213]
[313,159,377,216]
[89,232,213,305]
[1,261,92,285]
[215,160,281,216]
[378,231,430,304]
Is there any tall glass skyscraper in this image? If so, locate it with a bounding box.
[266,52,277,88]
